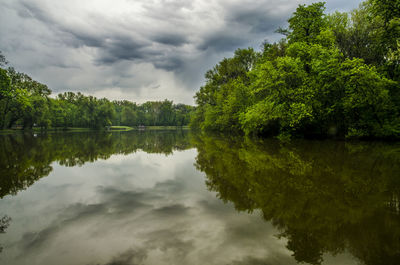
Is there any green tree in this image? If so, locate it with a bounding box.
[287,2,326,44]
[192,48,258,131]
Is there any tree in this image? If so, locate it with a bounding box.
[287,2,326,44]
[121,105,137,126]
[192,48,258,131]
[0,51,7,67]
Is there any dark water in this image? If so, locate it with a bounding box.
[0,131,399,265]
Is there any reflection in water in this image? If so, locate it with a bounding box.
[1,131,296,265]
[0,130,192,198]
[0,131,399,265]
[193,134,400,265]
[0,215,11,253]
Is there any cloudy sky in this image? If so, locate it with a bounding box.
[0,0,362,104]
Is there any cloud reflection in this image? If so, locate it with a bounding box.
[2,150,294,265]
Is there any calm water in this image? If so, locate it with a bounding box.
[0,131,399,265]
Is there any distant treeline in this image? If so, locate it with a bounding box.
[191,0,400,139]
[0,57,194,129]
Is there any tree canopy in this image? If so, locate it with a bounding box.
[191,0,400,139]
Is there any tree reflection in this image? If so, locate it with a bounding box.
[193,134,400,265]
[0,130,193,198]
[0,215,11,253]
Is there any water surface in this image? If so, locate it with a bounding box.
[0,131,399,265]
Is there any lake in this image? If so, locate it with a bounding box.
[0,131,399,265]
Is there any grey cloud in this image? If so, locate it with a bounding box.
[20,220,64,253]
[141,0,195,23]
[11,0,185,70]
[227,9,282,34]
[63,30,105,49]
[8,157,299,265]
[10,0,270,69]
[95,37,151,64]
[198,32,250,52]
[152,204,191,216]
[16,179,194,255]
[0,0,363,104]
[97,187,154,214]
[228,255,296,265]
[18,188,153,254]
[143,228,195,260]
[197,199,235,216]
[153,177,186,193]
[18,1,53,24]
[16,2,153,64]
[102,248,148,265]
[153,57,185,72]
[19,1,102,48]
[19,203,110,253]
[151,33,189,47]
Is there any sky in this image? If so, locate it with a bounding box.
[0,0,363,105]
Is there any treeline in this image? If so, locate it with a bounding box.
[191,0,400,139]
[0,56,194,129]
[54,93,194,128]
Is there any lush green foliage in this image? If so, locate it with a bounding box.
[0,51,194,130]
[192,0,400,139]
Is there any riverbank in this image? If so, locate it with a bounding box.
[108,126,190,131]
[0,126,190,134]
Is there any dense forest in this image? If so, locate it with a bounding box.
[191,0,400,139]
[0,55,194,129]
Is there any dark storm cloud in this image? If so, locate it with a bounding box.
[5,0,286,70]
[198,32,249,52]
[11,0,190,69]
[225,2,288,34]
[232,11,281,34]
[152,57,185,72]
[63,30,106,49]
[95,37,151,64]
[151,33,189,46]
[0,0,363,103]
[14,1,153,63]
